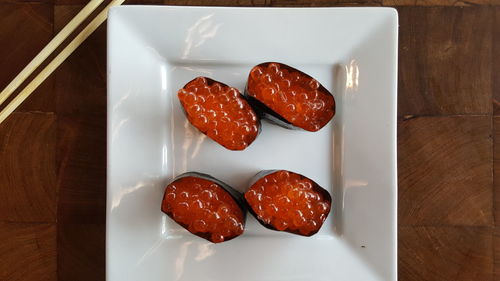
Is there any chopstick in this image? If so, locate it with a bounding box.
[0,0,125,125]
[0,0,103,106]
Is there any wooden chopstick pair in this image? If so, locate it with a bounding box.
[0,0,125,124]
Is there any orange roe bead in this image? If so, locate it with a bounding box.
[244,170,332,236]
[178,77,260,150]
[161,175,245,243]
[246,63,335,132]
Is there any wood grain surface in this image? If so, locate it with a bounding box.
[399,226,493,281]
[0,1,498,281]
[398,116,493,226]
[398,7,493,115]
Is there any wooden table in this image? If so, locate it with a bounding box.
[0,1,498,280]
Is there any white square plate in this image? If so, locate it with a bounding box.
[107,6,398,281]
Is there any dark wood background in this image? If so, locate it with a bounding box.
[0,0,498,280]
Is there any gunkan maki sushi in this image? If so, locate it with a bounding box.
[178,77,260,150]
[244,170,332,236]
[245,62,335,132]
[161,172,246,243]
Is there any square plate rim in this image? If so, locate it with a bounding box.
[106,6,398,281]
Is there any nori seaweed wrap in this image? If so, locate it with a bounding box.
[245,62,335,132]
[178,77,260,150]
[244,170,332,236]
[161,172,246,243]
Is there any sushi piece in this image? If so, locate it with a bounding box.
[178,77,260,150]
[161,172,246,243]
[245,62,335,132]
[244,170,332,236]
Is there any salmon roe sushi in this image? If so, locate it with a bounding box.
[246,62,335,132]
[161,173,245,243]
[244,170,332,236]
[178,77,260,150]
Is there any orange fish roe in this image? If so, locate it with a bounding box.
[178,77,260,150]
[246,62,335,132]
[245,170,332,236]
[161,174,245,243]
